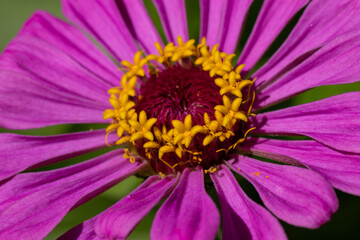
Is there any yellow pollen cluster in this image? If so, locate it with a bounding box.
[103,36,255,171]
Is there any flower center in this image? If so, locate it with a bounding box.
[136,66,221,128]
[103,37,255,175]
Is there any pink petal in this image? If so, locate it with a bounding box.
[62,0,138,61]
[199,0,209,42]
[152,0,188,42]
[0,150,146,240]
[199,0,227,47]
[199,0,252,52]
[241,138,360,196]
[19,11,121,87]
[254,0,360,86]
[0,130,115,181]
[60,175,177,240]
[254,92,360,153]
[257,29,360,108]
[58,218,100,240]
[95,175,177,239]
[151,168,219,240]
[0,70,107,130]
[238,0,308,71]
[219,0,252,53]
[117,0,163,54]
[227,156,338,228]
[211,166,286,240]
[0,12,121,129]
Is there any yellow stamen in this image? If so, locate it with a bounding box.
[105,130,113,147]
[123,148,136,163]
[204,166,217,174]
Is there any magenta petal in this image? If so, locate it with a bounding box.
[254,92,360,153]
[238,0,308,71]
[0,130,115,181]
[19,11,122,86]
[0,34,111,101]
[0,71,107,129]
[0,150,145,240]
[0,11,116,129]
[241,138,360,196]
[211,166,286,240]
[95,175,177,239]
[199,0,227,47]
[199,0,252,52]
[257,30,360,108]
[62,0,138,61]
[60,175,177,240]
[151,168,219,240]
[59,218,100,240]
[118,0,163,54]
[254,0,360,86]
[199,0,209,39]
[219,0,252,53]
[227,156,338,228]
[152,0,188,42]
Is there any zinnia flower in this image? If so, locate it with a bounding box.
[1,0,360,239]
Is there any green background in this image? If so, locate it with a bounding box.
[1,0,360,239]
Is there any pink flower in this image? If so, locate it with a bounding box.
[1,0,360,239]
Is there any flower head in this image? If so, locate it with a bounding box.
[1,0,360,239]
